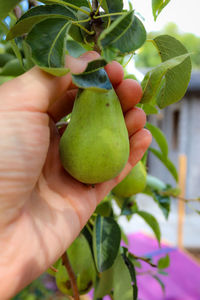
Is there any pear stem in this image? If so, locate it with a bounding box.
[91,0,102,53]
[62,252,80,300]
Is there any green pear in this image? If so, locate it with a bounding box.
[112,161,147,197]
[59,88,129,184]
[56,234,96,296]
[0,58,25,77]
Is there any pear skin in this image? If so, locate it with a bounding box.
[112,161,147,197]
[59,88,129,184]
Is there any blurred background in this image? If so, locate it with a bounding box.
[123,0,200,250]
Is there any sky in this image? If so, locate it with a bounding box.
[125,0,200,37]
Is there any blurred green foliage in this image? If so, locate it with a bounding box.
[12,275,55,300]
[135,23,200,69]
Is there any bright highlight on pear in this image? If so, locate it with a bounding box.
[59,87,129,184]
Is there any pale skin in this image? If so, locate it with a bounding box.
[0,51,152,299]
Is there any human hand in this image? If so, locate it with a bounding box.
[0,51,151,299]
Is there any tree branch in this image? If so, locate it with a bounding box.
[130,253,157,268]
[62,252,80,300]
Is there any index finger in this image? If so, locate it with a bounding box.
[0,51,100,113]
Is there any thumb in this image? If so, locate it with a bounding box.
[66,51,100,74]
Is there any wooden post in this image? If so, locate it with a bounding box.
[177,154,187,249]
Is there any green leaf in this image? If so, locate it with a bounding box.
[113,254,133,300]
[158,270,168,275]
[140,52,191,105]
[149,148,178,182]
[120,227,129,245]
[0,53,15,67]
[113,15,146,53]
[146,174,166,191]
[63,0,89,7]
[7,4,76,41]
[158,254,170,269]
[135,211,161,243]
[152,0,171,21]
[145,122,168,157]
[47,258,61,276]
[0,58,25,76]
[94,266,114,298]
[66,40,86,58]
[93,215,121,272]
[0,21,23,67]
[0,0,21,19]
[62,0,89,8]
[153,35,192,109]
[22,40,34,71]
[72,68,112,91]
[9,39,23,66]
[101,0,123,13]
[26,18,70,71]
[128,256,142,269]
[152,190,171,219]
[84,58,108,72]
[102,46,118,62]
[141,103,158,115]
[39,66,69,76]
[99,11,134,49]
[162,186,181,197]
[56,234,96,295]
[152,275,165,293]
[143,177,170,219]
[95,202,113,217]
[122,248,138,300]
[121,197,138,216]
[40,0,89,10]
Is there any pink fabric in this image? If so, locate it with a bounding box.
[89,233,200,300]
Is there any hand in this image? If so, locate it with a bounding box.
[0,51,151,299]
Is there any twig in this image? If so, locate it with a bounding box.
[177,196,200,203]
[71,21,95,35]
[49,265,58,273]
[130,253,157,268]
[62,252,80,300]
[93,12,126,19]
[87,0,93,12]
[136,270,158,276]
[123,53,134,68]
[43,0,91,16]
[95,0,103,15]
